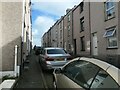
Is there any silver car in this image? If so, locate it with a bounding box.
[53,57,120,89]
[39,47,72,70]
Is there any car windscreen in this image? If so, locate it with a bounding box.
[47,49,67,54]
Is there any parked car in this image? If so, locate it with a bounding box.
[53,57,120,89]
[35,46,43,55]
[39,47,72,70]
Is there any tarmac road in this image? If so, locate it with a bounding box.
[13,50,54,89]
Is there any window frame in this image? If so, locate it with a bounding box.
[105,0,115,20]
[68,25,70,31]
[68,14,71,22]
[107,36,117,48]
[80,2,84,13]
[80,36,85,51]
[80,17,84,32]
[103,27,118,48]
[103,28,116,37]
[59,22,62,29]
[60,30,62,39]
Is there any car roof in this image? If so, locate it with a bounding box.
[80,57,120,86]
[44,47,64,50]
[107,65,120,86]
[80,57,111,71]
[63,57,120,86]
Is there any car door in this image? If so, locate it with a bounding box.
[56,60,100,89]
[56,60,83,88]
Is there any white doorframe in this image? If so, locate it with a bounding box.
[92,33,98,56]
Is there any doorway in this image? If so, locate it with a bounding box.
[74,39,77,55]
[92,33,98,56]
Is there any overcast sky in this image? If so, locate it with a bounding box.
[31,0,82,46]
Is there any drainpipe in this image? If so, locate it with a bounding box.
[63,17,64,49]
[71,9,74,56]
[89,1,92,56]
[14,45,18,77]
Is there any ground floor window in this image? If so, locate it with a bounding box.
[103,27,117,48]
[80,36,85,51]
[108,36,117,48]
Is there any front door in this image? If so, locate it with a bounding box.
[92,33,98,56]
[74,39,76,55]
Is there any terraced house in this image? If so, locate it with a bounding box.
[0,0,32,78]
[42,0,120,67]
[63,8,74,54]
[73,1,91,57]
[90,1,120,67]
[57,16,64,48]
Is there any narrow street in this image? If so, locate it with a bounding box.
[1,0,120,89]
[13,50,53,89]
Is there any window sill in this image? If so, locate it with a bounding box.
[105,16,115,22]
[106,47,118,49]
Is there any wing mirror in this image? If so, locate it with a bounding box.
[54,68,62,74]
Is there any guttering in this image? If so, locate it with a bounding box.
[22,0,25,42]
[89,1,92,56]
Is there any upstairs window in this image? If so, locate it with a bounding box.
[80,17,84,32]
[68,14,71,22]
[80,2,84,13]
[105,0,115,20]
[59,22,62,29]
[60,30,62,39]
[68,25,70,31]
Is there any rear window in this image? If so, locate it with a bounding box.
[47,49,67,54]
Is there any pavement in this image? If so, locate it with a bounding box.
[13,50,47,89]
